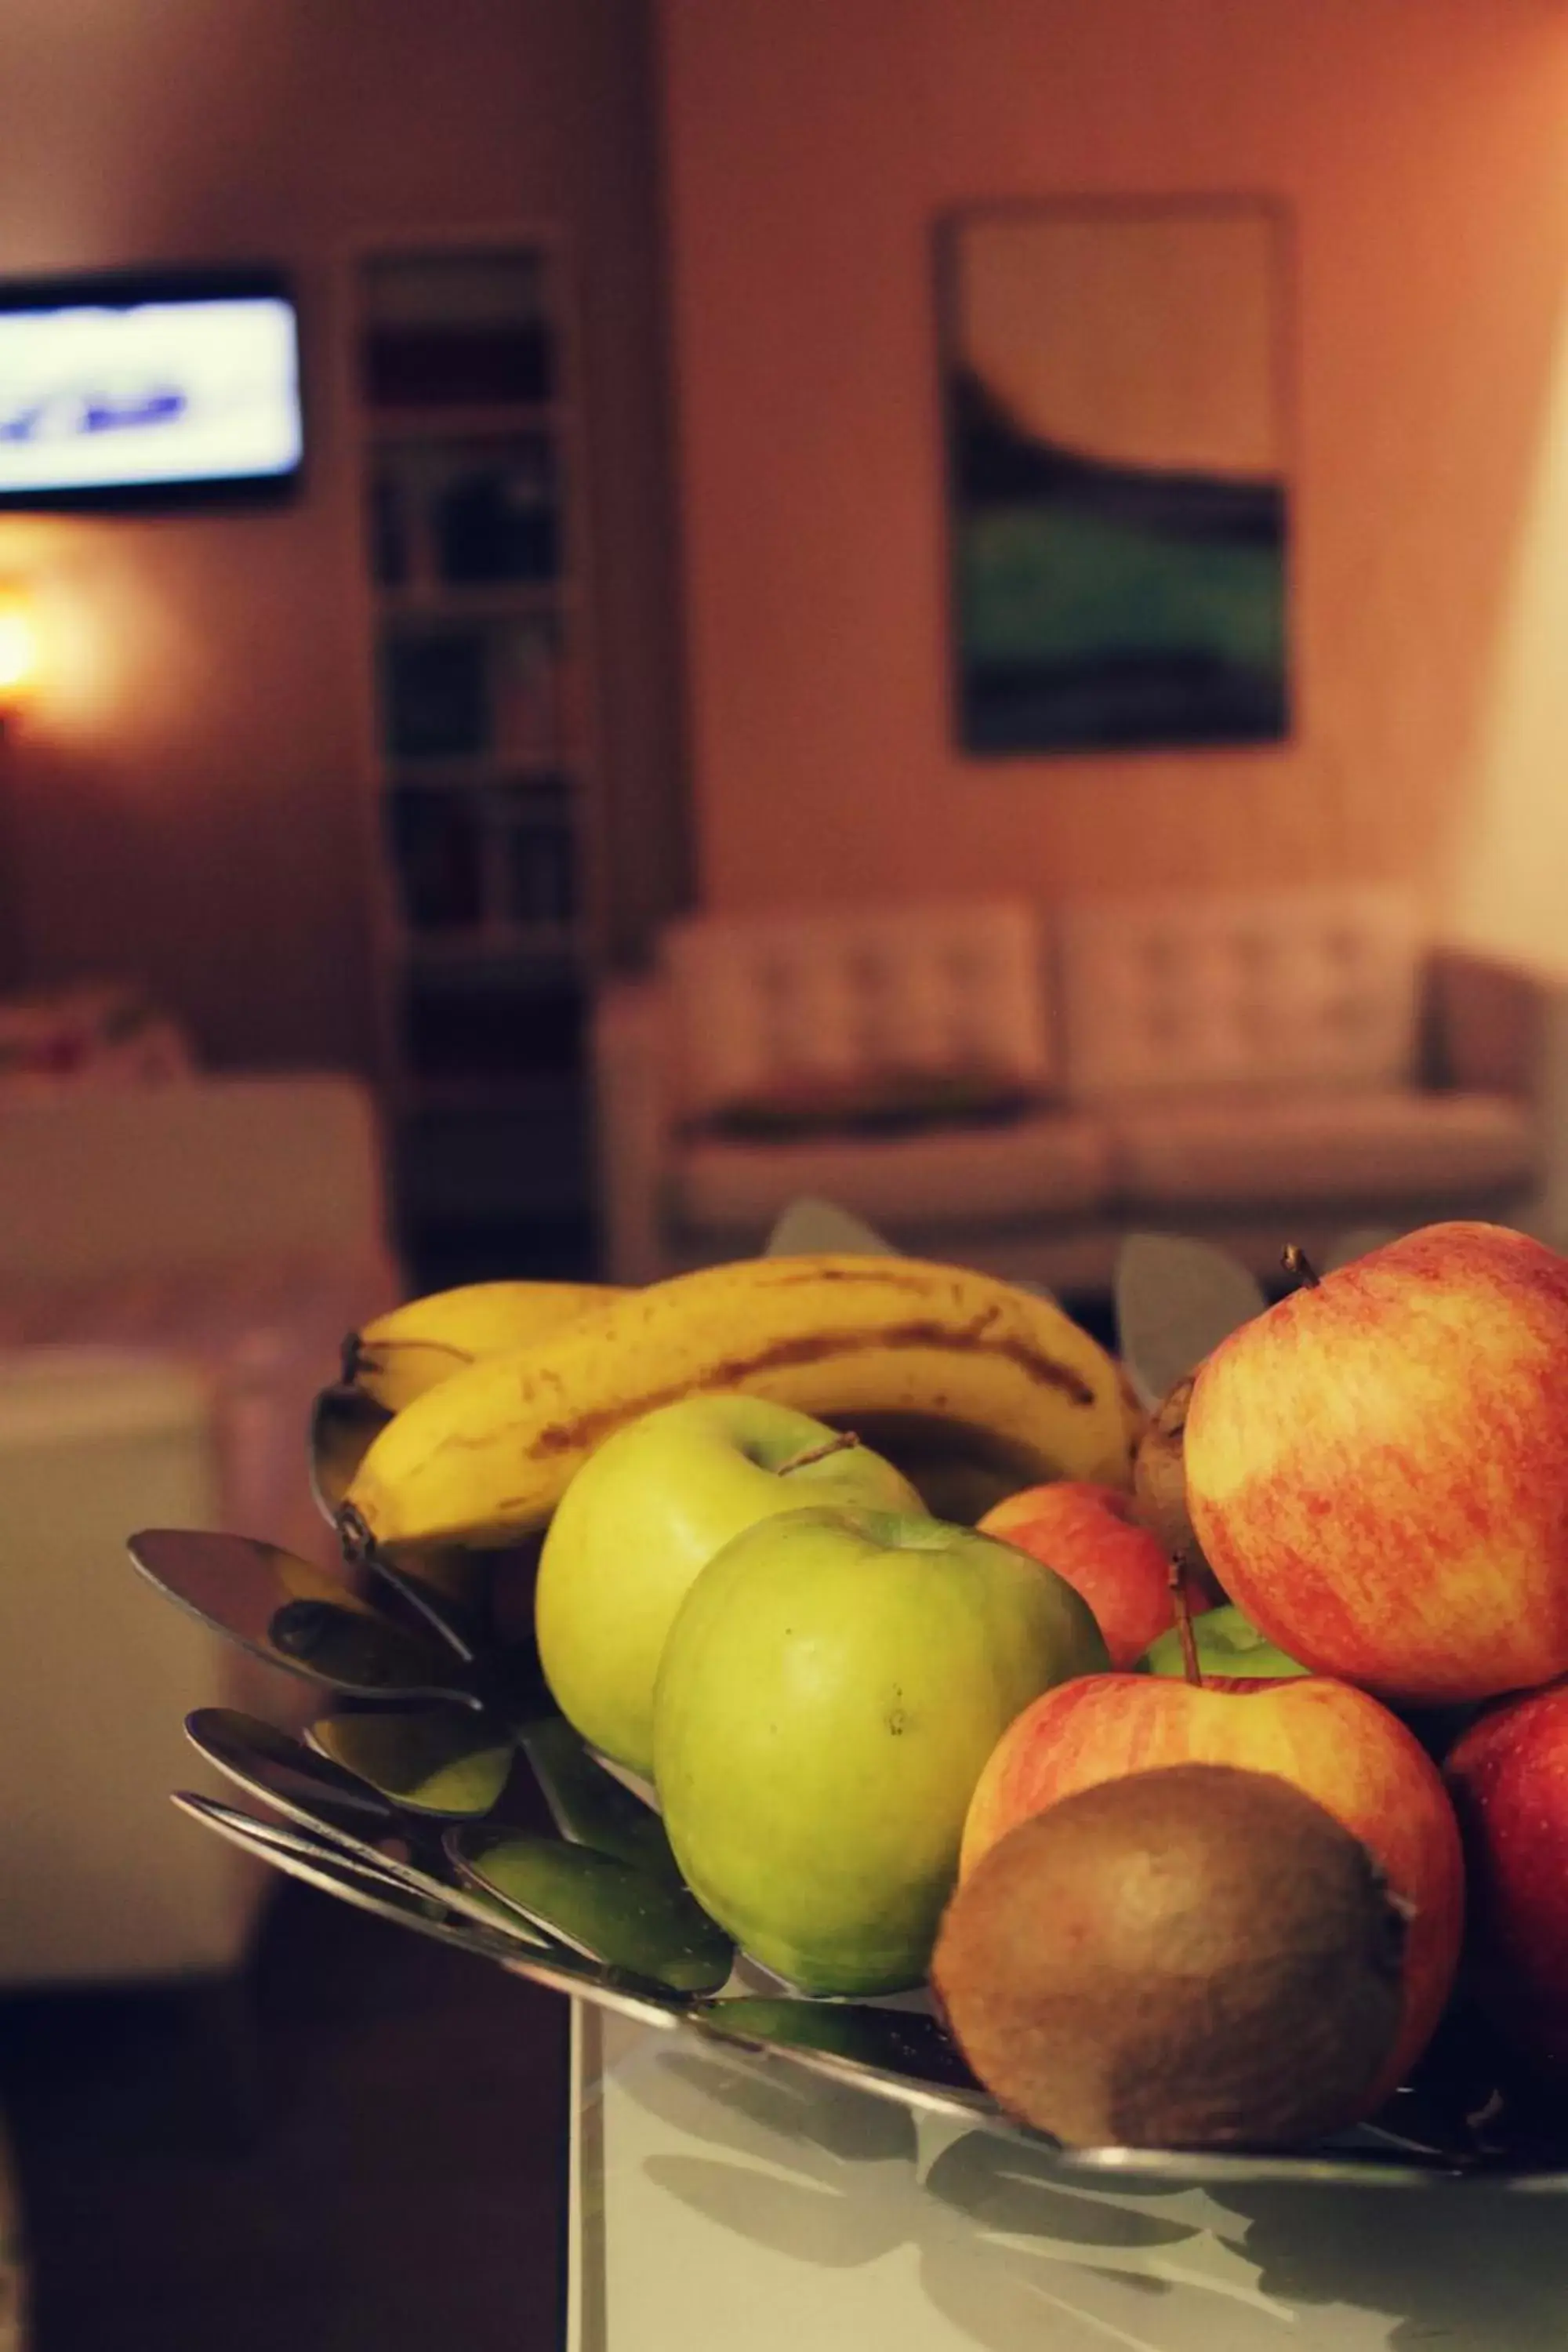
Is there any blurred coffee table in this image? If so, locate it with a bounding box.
[567,2005,1568,2350]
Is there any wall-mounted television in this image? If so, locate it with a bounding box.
[0,264,303,512]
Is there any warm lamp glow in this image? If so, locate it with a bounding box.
[0,590,39,704]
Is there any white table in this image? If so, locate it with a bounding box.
[568,2004,1568,2351]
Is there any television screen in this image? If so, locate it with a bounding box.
[0,266,303,510]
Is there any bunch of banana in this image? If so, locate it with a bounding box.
[343,1279,628,1414]
[339,1252,1140,1556]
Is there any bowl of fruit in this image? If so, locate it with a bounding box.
[126,1204,1568,2187]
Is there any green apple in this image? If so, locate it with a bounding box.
[652,1504,1110,1994]
[534,1396,924,1776]
[1139,1602,1309,1683]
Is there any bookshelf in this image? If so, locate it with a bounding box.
[348,236,601,1276]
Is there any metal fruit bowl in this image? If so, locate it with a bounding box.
[123,1206,1568,2193]
[124,1504,1566,2195]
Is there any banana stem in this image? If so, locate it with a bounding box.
[340,1330,366,1385]
[336,1501,375,1568]
[778,1430,862,1475]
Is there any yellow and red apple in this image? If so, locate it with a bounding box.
[959,1671,1465,2088]
[977,1479,1210,1670]
[1183,1221,1568,1706]
[1444,1683,1568,2075]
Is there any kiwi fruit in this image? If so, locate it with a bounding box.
[932,1762,1408,2150]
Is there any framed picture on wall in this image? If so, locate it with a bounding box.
[937,196,1292,757]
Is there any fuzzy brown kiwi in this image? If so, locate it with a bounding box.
[932,1762,1408,2150]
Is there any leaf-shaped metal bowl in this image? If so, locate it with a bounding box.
[150,1572,1568,2188]
[130,1210,1568,2192]
[164,1664,1568,2187]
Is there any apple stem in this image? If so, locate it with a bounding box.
[1281,1243,1322,1290]
[1169,1558,1204,1687]
[778,1430,862,1475]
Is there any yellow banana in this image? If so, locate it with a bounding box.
[342,1279,628,1414]
[339,1252,1136,1555]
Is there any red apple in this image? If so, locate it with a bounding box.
[977,1479,1211,1669]
[1184,1221,1568,1706]
[1445,1684,1568,2073]
[960,1671,1465,2088]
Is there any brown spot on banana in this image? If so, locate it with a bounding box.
[521,1313,1100,1463]
[757,1263,975,1294]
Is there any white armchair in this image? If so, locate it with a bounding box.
[0,1075,402,1990]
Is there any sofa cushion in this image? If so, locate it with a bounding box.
[1109,1087,1537,1209]
[1058,886,1422,1098]
[702,1065,1040,1141]
[662,901,1055,1124]
[672,1106,1112,1236]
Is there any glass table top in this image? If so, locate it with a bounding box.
[568,2005,1568,2352]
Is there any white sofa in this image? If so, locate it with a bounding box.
[0,1075,401,1989]
[592,889,1559,1293]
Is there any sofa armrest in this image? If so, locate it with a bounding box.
[591,975,674,1284]
[1422,946,1568,1252]
[0,1345,298,1986]
[1421,947,1548,1098]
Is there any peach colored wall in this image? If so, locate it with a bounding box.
[0,0,684,1065]
[658,0,1568,942]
